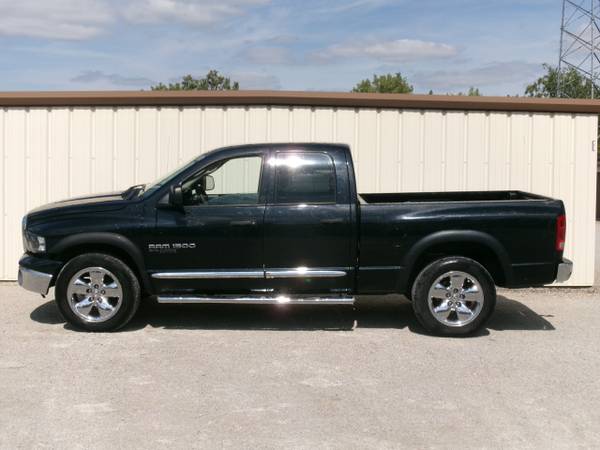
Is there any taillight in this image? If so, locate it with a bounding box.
[556,214,566,252]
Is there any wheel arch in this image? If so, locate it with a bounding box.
[403,230,512,292]
[51,233,152,294]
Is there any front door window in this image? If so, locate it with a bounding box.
[182,155,263,206]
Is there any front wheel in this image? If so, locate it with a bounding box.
[411,257,496,336]
[55,253,141,332]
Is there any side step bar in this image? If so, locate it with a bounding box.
[156,295,355,305]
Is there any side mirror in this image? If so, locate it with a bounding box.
[204,174,215,191]
[169,184,183,208]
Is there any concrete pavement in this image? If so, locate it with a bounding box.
[1,284,599,449]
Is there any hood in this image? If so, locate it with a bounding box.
[28,191,130,219]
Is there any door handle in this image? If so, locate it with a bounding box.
[320,218,344,224]
[230,220,257,226]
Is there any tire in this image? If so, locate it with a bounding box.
[411,257,496,336]
[54,253,141,332]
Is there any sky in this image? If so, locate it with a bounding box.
[0,0,563,95]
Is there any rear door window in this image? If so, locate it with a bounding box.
[273,152,336,204]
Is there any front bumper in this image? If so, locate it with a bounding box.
[17,254,63,295]
[556,258,573,283]
[18,266,53,295]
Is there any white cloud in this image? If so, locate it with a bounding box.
[313,0,399,15]
[312,39,458,63]
[0,0,112,40]
[71,70,155,87]
[231,71,281,89]
[413,61,542,92]
[122,0,270,26]
[243,46,293,64]
[0,0,271,40]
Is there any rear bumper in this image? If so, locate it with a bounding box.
[508,258,574,287]
[17,254,63,295]
[556,258,573,283]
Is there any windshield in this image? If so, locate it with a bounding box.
[141,154,206,198]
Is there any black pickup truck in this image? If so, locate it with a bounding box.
[18,143,572,335]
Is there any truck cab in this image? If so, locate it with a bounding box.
[149,144,356,298]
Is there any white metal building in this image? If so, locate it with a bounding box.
[0,91,597,285]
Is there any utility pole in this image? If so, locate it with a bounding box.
[558,0,600,98]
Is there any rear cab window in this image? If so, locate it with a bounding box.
[272,152,336,204]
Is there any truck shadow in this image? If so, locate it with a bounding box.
[30,294,554,335]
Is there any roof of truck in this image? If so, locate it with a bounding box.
[216,142,350,151]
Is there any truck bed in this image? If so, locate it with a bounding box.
[359,190,550,204]
[356,188,564,293]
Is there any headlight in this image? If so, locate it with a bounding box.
[23,230,46,253]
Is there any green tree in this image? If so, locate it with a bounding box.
[352,73,413,94]
[525,64,598,98]
[426,87,481,96]
[151,70,240,91]
[442,87,482,96]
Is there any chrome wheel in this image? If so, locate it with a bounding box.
[427,271,484,328]
[66,267,123,323]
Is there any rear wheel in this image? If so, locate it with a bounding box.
[411,257,496,336]
[55,253,140,331]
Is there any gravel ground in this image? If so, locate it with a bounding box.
[1,283,599,449]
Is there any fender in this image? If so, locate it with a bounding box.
[402,230,514,285]
[51,232,152,292]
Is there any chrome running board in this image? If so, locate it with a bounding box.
[156,295,355,305]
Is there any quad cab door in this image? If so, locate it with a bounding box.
[263,148,354,295]
[150,150,269,295]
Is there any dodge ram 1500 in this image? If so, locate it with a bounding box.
[18,143,572,335]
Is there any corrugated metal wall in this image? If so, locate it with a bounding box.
[0,106,597,285]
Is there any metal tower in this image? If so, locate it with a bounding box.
[558,0,600,98]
